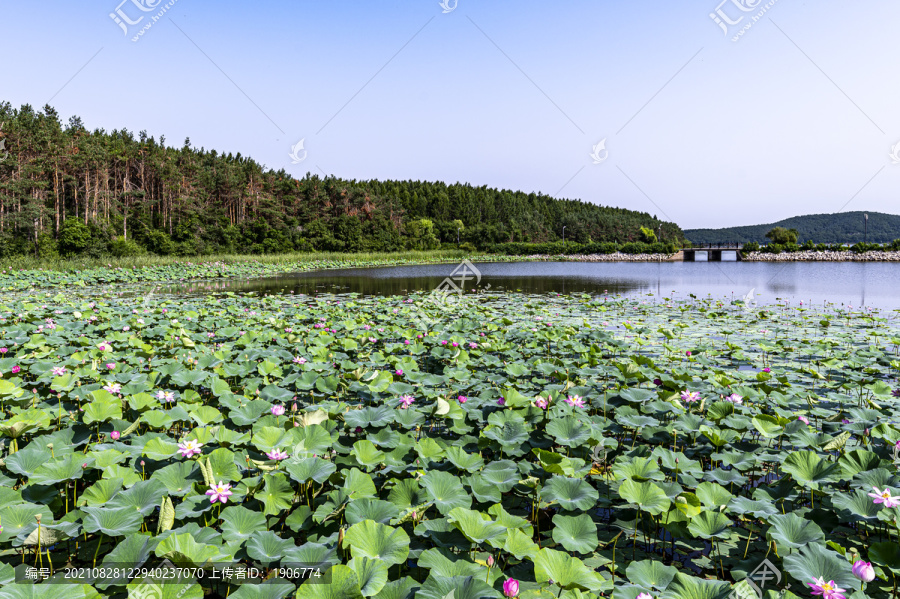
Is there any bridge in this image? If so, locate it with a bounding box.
[681,243,744,262]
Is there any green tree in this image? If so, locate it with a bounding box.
[765,227,798,244]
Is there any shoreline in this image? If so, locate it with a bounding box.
[511,250,900,262]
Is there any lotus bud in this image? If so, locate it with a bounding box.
[852,560,875,582]
[487,555,495,567]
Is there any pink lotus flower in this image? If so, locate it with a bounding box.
[266,449,289,461]
[636,594,654,599]
[399,395,415,409]
[103,383,122,394]
[440,340,448,346]
[110,431,121,441]
[724,394,743,404]
[11,365,20,374]
[178,439,203,458]
[271,405,285,416]
[686,351,692,357]
[808,578,847,599]
[97,342,112,352]
[52,367,66,376]
[566,395,585,408]
[205,481,233,504]
[868,486,900,508]
[681,391,701,403]
[534,396,549,410]
[156,390,176,403]
[293,356,307,364]
[502,578,519,598]
[762,367,771,373]
[798,415,810,425]
[394,369,403,376]
[458,396,467,404]
[0,348,7,354]
[469,343,478,349]
[852,560,875,582]
[497,398,506,406]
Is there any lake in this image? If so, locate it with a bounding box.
[163,260,900,309]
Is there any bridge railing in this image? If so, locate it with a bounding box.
[682,243,744,250]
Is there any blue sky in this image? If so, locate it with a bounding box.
[3,0,899,229]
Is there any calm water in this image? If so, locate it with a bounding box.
[164,261,900,309]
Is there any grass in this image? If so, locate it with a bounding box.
[0,249,477,272]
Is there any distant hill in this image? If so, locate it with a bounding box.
[684,211,900,244]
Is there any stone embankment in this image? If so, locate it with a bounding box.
[742,251,900,261]
[522,253,677,262]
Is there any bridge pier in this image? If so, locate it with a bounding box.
[681,247,743,262]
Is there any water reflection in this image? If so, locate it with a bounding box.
[156,261,900,309]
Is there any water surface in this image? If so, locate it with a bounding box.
[162,261,900,309]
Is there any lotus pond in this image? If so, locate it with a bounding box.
[0,287,899,599]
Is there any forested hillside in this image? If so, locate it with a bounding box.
[685,211,900,244]
[0,102,682,258]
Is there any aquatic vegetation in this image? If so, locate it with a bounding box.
[0,289,897,598]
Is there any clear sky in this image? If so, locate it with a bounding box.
[3,0,898,229]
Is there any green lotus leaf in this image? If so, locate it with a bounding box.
[151,461,201,496]
[344,469,377,498]
[346,499,401,526]
[551,513,598,554]
[660,572,731,599]
[229,580,297,599]
[765,513,824,549]
[838,449,883,477]
[417,548,483,578]
[30,453,88,485]
[0,504,46,543]
[78,478,125,506]
[782,543,856,590]
[81,506,144,536]
[421,471,472,515]
[106,479,168,515]
[349,557,389,597]
[695,482,733,509]
[612,457,665,482]
[343,520,410,566]
[221,505,267,543]
[260,473,295,515]
[626,559,678,590]
[532,547,607,592]
[286,457,337,484]
[154,531,232,566]
[617,480,669,515]
[687,512,731,540]
[868,541,900,572]
[416,575,501,599]
[246,530,297,565]
[352,440,386,469]
[781,451,839,488]
[447,507,507,545]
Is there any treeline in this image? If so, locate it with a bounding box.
[685,211,900,244]
[0,102,683,258]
